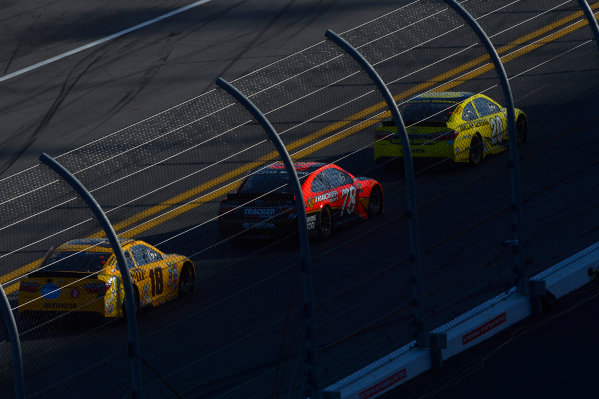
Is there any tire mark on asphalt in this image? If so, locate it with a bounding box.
[205,0,295,92]
[108,44,174,117]
[0,43,111,177]
[80,0,250,138]
[3,14,40,75]
[256,0,336,50]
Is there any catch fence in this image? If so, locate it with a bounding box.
[1,1,599,398]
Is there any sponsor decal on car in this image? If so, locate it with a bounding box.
[458,120,487,132]
[43,302,77,309]
[315,190,338,203]
[306,214,317,230]
[142,283,151,305]
[167,266,178,288]
[131,269,145,282]
[105,276,118,316]
[41,283,60,300]
[242,222,275,229]
[244,208,276,217]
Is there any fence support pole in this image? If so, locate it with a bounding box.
[442,0,528,294]
[577,0,599,53]
[0,284,25,399]
[324,30,430,348]
[39,153,143,399]
[216,78,320,399]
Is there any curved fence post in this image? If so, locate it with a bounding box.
[0,284,25,399]
[442,0,534,300]
[215,78,320,399]
[39,153,143,399]
[577,0,599,53]
[323,30,431,349]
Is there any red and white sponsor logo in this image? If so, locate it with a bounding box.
[71,288,80,298]
[462,312,506,345]
[359,369,407,399]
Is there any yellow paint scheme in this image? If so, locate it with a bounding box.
[17,238,194,319]
[374,92,526,164]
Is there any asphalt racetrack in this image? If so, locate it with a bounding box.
[1,1,599,398]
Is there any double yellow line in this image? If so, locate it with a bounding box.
[3,4,598,294]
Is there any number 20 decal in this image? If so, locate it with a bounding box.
[489,116,504,145]
[341,186,357,215]
[149,267,164,296]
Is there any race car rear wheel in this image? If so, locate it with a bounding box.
[368,186,383,217]
[316,205,333,239]
[469,134,483,166]
[178,263,195,296]
[517,116,528,144]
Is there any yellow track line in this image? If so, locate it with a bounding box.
[119,4,599,238]
[3,5,598,294]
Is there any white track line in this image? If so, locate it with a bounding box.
[0,0,213,83]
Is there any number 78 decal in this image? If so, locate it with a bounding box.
[489,116,504,145]
[341,186,356,215]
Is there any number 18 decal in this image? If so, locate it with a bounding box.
[341,186,357,215]
[149,267,164,296]
[489,116,504,145]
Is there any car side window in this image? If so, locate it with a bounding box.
[144,247,162,262]
[321,168,353,187]
[130,244,162,266]
[487,100,500,114]
[473,97,500,117]
[310,172,329,193]
[462,102,478,121]
[336,170,353,186]
[130,245,148,266]
[124,250,136,270]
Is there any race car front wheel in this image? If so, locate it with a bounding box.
[316,205,333,239]
[469,134,483,166]
[368,186,383,217]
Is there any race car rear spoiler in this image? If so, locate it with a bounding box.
[225,192,295,205]
[28,270,99,279]
[382,119,448,128]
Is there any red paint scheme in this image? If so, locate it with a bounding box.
[218,161,384,239]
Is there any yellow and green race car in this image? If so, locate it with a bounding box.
[17,238,195,319]
[374,92,527,166]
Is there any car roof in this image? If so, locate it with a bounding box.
[262,161,327,177]
[55,237,134,253]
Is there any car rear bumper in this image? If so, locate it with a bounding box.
[374,139,457,162]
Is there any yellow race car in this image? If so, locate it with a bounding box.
[374,92,527,166]
[17,238,195,319]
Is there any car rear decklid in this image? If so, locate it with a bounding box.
[17,270,112,316]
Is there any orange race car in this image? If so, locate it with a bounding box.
[17,238,195,319]
[218,162,384,239]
